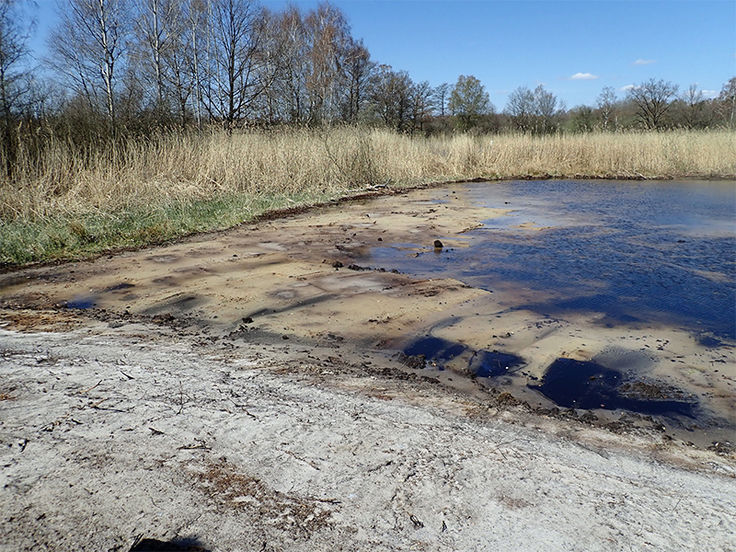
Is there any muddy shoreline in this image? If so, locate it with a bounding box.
[2,183,733,447]
[1,181,735,550]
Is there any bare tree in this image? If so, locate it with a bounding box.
[409,79,433,132]
[369,64,413,131]
[158,0,201,127]
[50,0,130,132]
[626,78,678,130]
[432,82,450,117]
[533,84,557,134]
[570,105,595,132]
[505,86,535,132]
[0,0,34,177]
[129,0,184,118]
[207,0,256,126]
[184,0,208,127]
[676,84,707,129]
[262,4,308,123]
[596,86,617,130]
[245,2,369,126]
[304,2,351,124]
[716,77,736,128]
[342,38,372,123]
[202,0,273,129]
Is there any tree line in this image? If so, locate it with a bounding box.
[1,0,735,177]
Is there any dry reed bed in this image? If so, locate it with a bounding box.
[0,128,734,265]
[3,128,735,221]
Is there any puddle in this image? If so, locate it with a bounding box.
[404,337,466,364]
[65,296,97,309]
[472,350,525,377]
[529,358,697,419]
[399,336,524,377]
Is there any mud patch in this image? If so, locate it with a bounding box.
[65,295,97,309]
[105,282,135,292]
[147,255,179,263]
[142,293,205,316]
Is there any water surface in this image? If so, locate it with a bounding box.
[374,180,736,341]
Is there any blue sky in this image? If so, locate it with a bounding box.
[30,0,736,110]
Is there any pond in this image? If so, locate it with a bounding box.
[374,179,736,342]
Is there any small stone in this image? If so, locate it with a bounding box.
[433,240,443,249]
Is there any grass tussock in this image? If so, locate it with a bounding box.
[1,128,734,267]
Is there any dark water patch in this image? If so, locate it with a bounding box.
[697,334,723,348]
[398,337,467,370]
[398,336,523,376]
[65,296,96,309]
[404,336,466,362]
[472,350,525,377]
[530,358,697,418]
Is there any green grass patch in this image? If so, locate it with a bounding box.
[0,189,348,268]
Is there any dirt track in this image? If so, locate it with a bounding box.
[1,184,735,551]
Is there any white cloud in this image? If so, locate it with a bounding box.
[702,90,718,99]
[633,59,656,65]
[620,84,638,92]
[569,72,599,80]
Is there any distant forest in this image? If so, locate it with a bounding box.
[1,0,735,158]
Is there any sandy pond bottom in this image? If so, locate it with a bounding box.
[1,181,735,550]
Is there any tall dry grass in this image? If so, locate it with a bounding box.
[3,127,734,222]
[1,127,734,265]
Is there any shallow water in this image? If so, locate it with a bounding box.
[375,180,736,341]
[530,357,697,418]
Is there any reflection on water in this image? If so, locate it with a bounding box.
[373,180,736,340]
